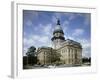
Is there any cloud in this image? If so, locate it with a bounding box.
[33,23,53,36]
[72,28,84,36]
[77,39,90,49]
[38,36,49,43]
[63,13,78,21]
[23,32,52,55]
[76,39,91,57]
[23,37,36,56]
[62,20,69,33]
[65,35,74,40]
[68,13,76,20]
[77,39,91,58]
[62,20,69,26]
[75,13,91,26]
[23,22,53,55]
[24,34,51,47]
[23,47,28,56]
[43,24,53,36]
[26,20,33,27]
[64,34,91,57]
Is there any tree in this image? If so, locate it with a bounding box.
[26,46,36,56]
[82,57,90,63]
[26,46,37,65]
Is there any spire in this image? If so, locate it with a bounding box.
[53,18,64,35]
[57,19,60,25]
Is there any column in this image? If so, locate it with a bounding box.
[72,49,75,64]
[66,48,68,64]
[70,48,72,64]
[68,48,70,64]
[72,49,73,64]
[69,48,71,64]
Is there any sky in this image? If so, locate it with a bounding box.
[23,10,91,58]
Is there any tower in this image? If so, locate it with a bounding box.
[51,19,65,49]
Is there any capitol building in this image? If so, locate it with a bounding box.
[37,19,82,66]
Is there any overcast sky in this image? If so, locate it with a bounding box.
[23,10,91,58]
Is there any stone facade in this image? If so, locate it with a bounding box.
[37,19,82,66]
[37,47,52,65]
[57,39,82,65]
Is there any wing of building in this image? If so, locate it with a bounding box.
[37,19,82,66]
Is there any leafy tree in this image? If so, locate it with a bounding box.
[26,46,37,65]
[26,46,36,57]
[82,57,91,63]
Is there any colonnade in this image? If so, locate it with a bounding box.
[61,47,82,65]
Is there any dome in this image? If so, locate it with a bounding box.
[53,19,64,34]
[54,25,62,31]
[53,25,64,33]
